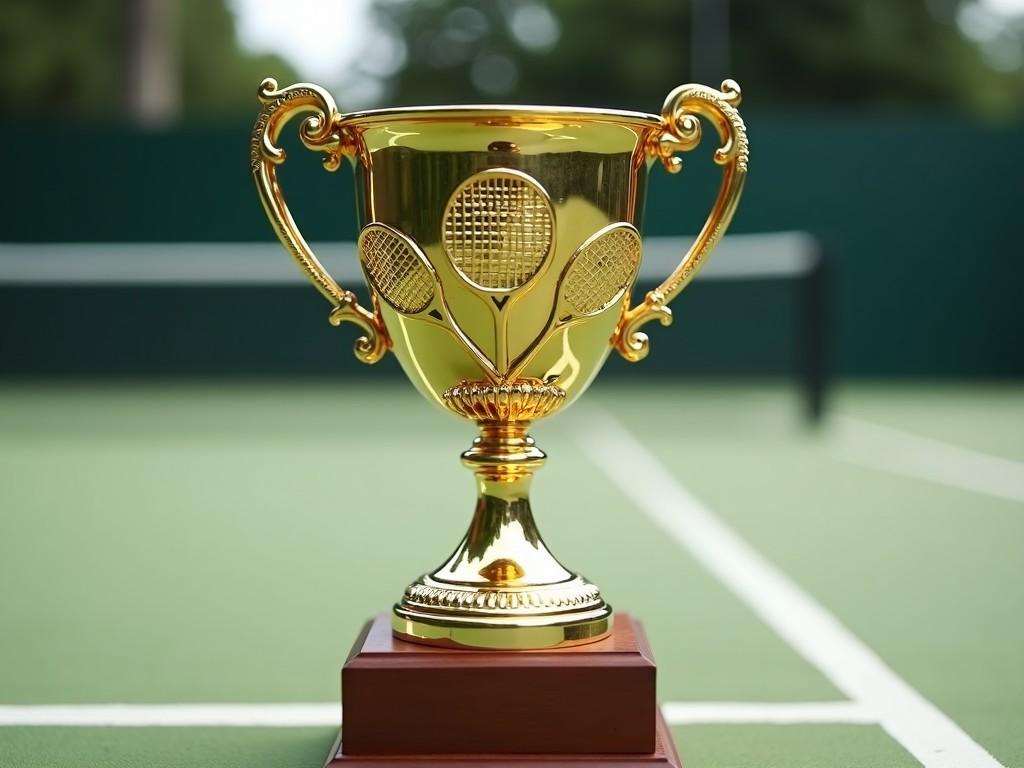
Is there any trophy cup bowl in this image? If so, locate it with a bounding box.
[251,78,747,650]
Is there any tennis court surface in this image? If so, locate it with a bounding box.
[1,381,1021,767]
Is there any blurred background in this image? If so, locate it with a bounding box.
[1,6,1023,765]
[0,0,1021,395]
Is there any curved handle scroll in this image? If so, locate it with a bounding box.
[613,79,749,362]
[250,78,388,364]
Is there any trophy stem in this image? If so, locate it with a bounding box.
[392,422,613,650]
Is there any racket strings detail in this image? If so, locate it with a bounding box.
[563,227,642,316]
[361,226,435,314]
[443,172,554,290]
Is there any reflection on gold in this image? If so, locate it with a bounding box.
[251,77,748,649]
[544,329,581,391]
[383,128,420,147]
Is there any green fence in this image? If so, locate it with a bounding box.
[2,113,1021,376]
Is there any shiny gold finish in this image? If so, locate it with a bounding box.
[394,421,612,649]
[251,77,749,649]
[250,78,387,363]
[507,222,642,380]
[442,169,555,292]
[392,612,612,651]
[357,223,497,379]
[442,379,566,422]
[614,79,749,362]
[562,225,642,316]
[442,168,556,374]
[360,225,435,314]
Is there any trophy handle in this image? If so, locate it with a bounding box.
[250,78,388,364]
[613,79,749,363]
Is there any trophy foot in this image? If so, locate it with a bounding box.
[393,576,613,650]
[393,412,613,650]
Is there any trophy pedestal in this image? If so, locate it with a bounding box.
[329,613,680,767]
[324,711,680,766]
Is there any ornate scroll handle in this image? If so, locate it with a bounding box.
[613,79,748,362]
[250,78,388,364]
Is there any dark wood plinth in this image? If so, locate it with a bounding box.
[341,613,657,756]
[324,709,681,767]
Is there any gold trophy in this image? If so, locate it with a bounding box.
[251,78,747,652]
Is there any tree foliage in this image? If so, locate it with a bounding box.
[0,0,1019,120]
[0,0,298,120]
[362,0,1024,116]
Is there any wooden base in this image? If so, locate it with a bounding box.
[324,709,682,767]
[341,613,656,756]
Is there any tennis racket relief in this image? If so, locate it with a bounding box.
[507,223,643,382]
[358,223,498,381]
[442,169,556,376]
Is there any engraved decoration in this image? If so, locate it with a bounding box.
[614,78,749,362]
[250,78,387,364]
[442,379,567,423]
[507,223,642,380]
[360,225,435,315]
[404,580,602,612]
[357,223,498,379]
[562,225,643,317]
[442,169,555,291]
[360,193,643,412]
[443,168,557,376]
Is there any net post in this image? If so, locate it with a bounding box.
[800,236,831,424]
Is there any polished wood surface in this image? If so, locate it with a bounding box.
[341,613,657,756]
[326,709,682,767]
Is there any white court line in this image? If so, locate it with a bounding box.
[0,703,341,728]
[0,701,872,728]
[575,409,1005,768]
[832,414,1024,503]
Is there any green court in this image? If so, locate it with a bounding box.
[1,381,1021,767]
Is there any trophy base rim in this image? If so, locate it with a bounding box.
[324,708,682,766]
[391,604,614,650]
